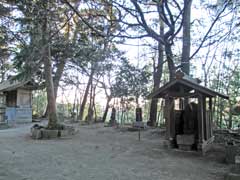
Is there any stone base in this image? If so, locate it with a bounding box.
[177,134,195,144]
[31,124,76,140]
[132,121,146,129]
[178,144,192,151]
[225,172,240,180]
[163,140,173,149]
[108,120,118,126]
[225,144,239,164]
[224,157,240,180]
[41,129,59,139]
[163,139,177,149]
[59,130,69,137]
[176,134,195,151]
[0,122,9,130]
[235,156,240,164]
[31,128,42,139]
[59,126,76,137]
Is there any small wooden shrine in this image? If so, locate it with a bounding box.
[148,71,228,153]
[0,77,37,123]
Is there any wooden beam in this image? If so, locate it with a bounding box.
[167,92,198,98]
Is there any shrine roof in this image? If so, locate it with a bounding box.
[147,71,228,99]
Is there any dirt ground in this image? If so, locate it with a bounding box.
[0,122,229,180]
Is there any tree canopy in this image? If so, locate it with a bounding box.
[0,0,240,129]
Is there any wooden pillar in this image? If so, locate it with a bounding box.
[165,96,175,141]
[197,94,204,149]
[30,91,33,108]
[209,97,213,137]
[165,97,170,140]
[202,96,207,140]
[170,98,175,139]
[206,97,210,140]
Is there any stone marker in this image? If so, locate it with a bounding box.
[224,155,240,180]
[225,143,238,164]
[235,155,240,164]
[224,173,240,180]
[135,107,143,122]
[132,121,146,129]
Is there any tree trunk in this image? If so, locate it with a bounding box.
[92,84,97,122]
[102,96,112,122]
[228,100,233,129]
[78,70,94,121]
[41,5,58,129]
[71,86,78,118]
[45,49,58,129]
[219,100,224,128]
[148,99,158,126]
[42,57,66,117]
[42,11,72,118]
[148,22,164,127]
[165,43,175,81]
[86,81,94,122]
[109,107,116,125]
[54,58,66,99]
[181,0,192,75]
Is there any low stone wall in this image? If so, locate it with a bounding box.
[31,124,76,139]
[225,144,240,164]
[224,156,240,180]
[0,122,9,130]
[214,129,240,164]
[214,129,240,145]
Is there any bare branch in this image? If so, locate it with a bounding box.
[189,1,229,60]
[130,0,164,44]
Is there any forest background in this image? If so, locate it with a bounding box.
[0,0,239,129]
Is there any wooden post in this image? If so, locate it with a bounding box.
[206,98,210,140]
[197,94,204,150]
[135,107,143,122]
[138,129,141,141]
[202,96,207,141]
[165,96,174,140]
[165,97,171,140]
[170,98,175,140]
[209,97,213,137]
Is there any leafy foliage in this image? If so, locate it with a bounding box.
[112,59,151,99]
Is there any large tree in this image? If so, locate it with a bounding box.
[40,1,58,129]
[10,0,74,128]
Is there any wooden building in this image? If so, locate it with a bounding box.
[148,71,228,153]
[0,77,36,123]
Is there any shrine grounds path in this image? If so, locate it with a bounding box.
[0,122,229,180]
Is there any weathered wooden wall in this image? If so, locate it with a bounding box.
[5,88,32,123]
[17,89,32,108]
[6,90,17,107]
